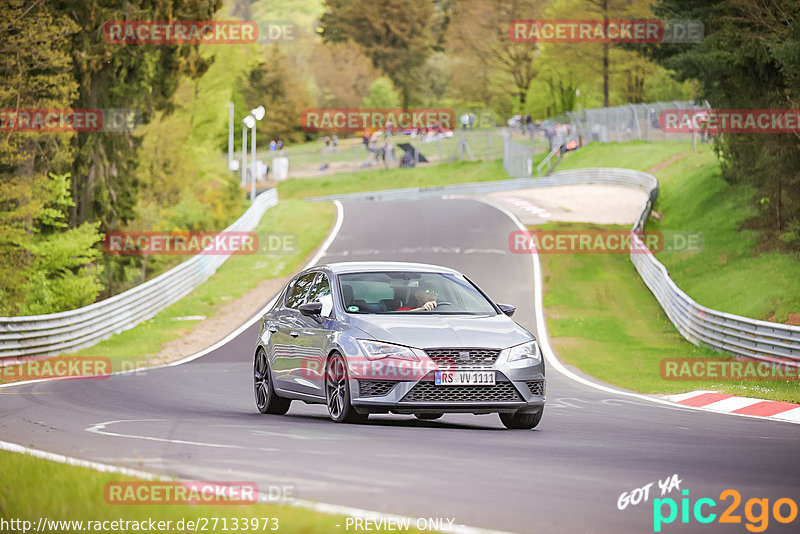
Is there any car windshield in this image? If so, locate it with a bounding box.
[338,271,498,315]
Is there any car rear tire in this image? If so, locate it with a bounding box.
[414,413,443,420]
[500,408,543,430]
[325,353,368,424]
[254,348,291,415]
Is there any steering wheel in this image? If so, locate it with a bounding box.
[432,301,455,310]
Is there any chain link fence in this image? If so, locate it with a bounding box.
[270,128,515,180]
[564,100,707,144]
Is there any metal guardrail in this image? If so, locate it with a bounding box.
[309,167,800,365]
[536,145,562,176]
[0,189,279,359]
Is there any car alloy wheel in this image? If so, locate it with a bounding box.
[254,348,291,415]
[325,353,368,424]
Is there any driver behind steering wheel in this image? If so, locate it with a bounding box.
[398,282,438,311]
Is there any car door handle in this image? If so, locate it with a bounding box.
[289,331,300,337]
[267,323,278,333]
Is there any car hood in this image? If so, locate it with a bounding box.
[346,313,534,350]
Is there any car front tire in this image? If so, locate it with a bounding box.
[254,348,291,415]
[500,408,543,430]
[325,352,368,424]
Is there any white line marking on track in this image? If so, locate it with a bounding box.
[86,419,279,451]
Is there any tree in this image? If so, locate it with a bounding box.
[641,0,800,247]
[51,0,222,230]
[0,0,81,313]
[543,0,655,107]
[319,0,436,106]
[308,42,379,108]
[362,77,402,108]
[444,0,544,111]
[240,46,311,144]
[20,173,103,315]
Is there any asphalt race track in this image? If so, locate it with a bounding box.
[2,198,799,534]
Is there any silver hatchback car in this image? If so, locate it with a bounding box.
[253,262,545,429]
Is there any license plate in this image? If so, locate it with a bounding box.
[434,371,495,386]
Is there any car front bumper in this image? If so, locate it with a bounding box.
[350,369,545,415]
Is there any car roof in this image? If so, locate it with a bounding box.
[318,261,462,275]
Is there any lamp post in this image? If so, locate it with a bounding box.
[247,106,265,203]
[241,118,250,187]
[228,102,234,173]
[243,115,256,201]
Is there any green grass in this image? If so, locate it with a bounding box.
[278,158,509,199]
[540,221,800,403]
[0,450,418,534]
[647,150,800,322]
[557,140,690,171]
[69,200,335,370]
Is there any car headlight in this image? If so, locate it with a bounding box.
[358,340,419,361]
[505,340,541,363]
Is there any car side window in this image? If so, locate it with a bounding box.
[285,272,316,309]
[307,273,333,317]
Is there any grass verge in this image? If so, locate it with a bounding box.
[540,221,799,403]
[278,158,511,200]
[556,140,690,172]
[0,450,419,534]
[68,199,335,371]
[646,149,800,322]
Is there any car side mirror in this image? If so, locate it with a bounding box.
[497,303,516,317]
[299,302,323,317]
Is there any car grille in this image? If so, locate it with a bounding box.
[525,381,544,396]
[358,380,397,397]
[424,348,501,370]
[400,379,523,403]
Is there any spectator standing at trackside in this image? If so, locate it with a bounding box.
[468,112,475,130]
[276,139,283,150]
[460,112,469,130]
[324,135,331,152]
[269,139,277,152]
[557,124,568,156]
[525,114,533,133]
[385,120,393,138]
[332,134,338,153]
[649,109,660,130]
[362,130,373,155]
